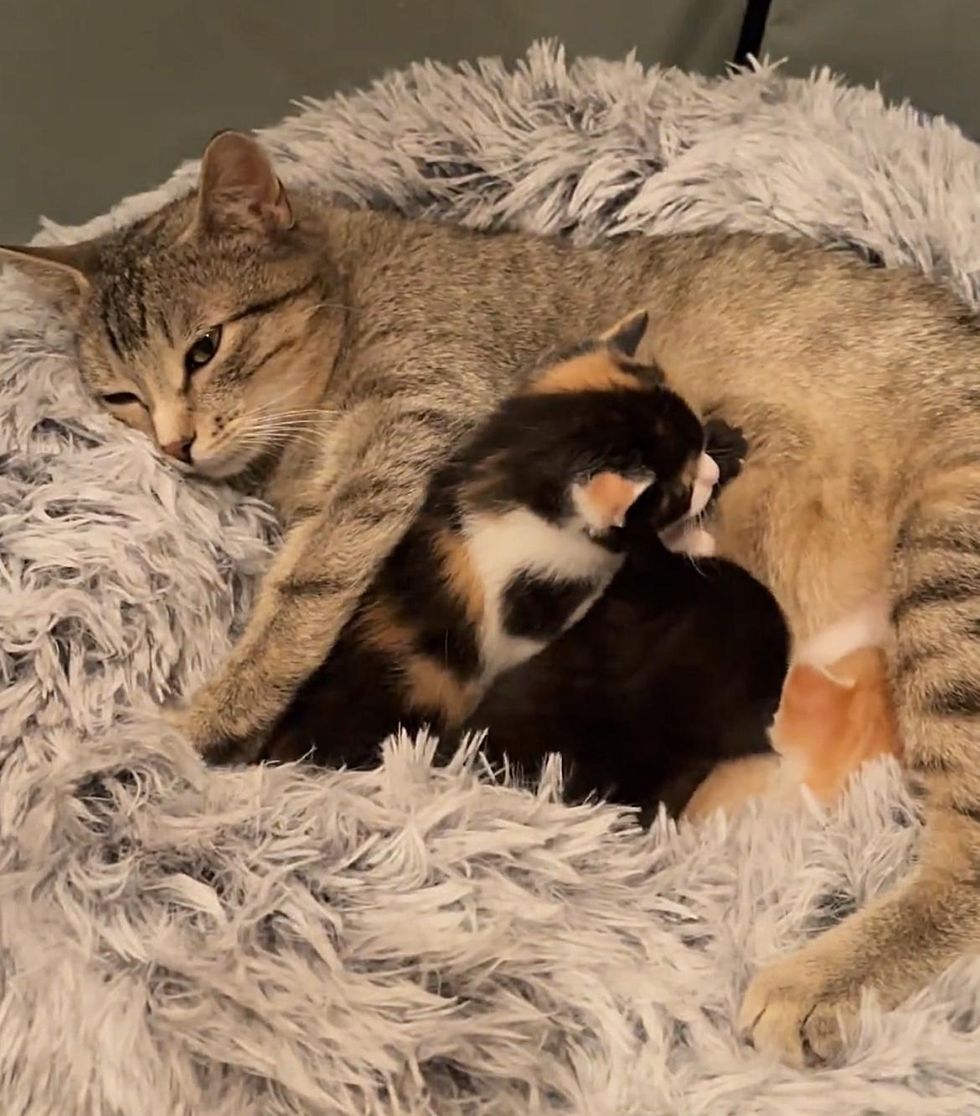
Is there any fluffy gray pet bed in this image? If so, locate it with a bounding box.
[3,43,980,1115]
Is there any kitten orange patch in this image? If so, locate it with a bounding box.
[683,642,902,823]
[684,753,783,821]
[357,598,478,726]
[357,599,414,656]
[403,656,478,727]
[432,527,485,625]
[572,471,651,531]
[529,352,643,395]
[771,645,901,803]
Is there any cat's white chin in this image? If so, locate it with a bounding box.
[188,449,257,480]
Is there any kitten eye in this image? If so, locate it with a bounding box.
[184,326,223,374]
[101,391,142,406]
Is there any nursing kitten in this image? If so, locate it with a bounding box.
[265,312,721,766]
[9,129,980,1064]
[684,597,901,819]
[458,462,790,824]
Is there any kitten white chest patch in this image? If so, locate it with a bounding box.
[463,508,621,680]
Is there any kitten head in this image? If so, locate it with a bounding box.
[0,132,344,479]
[462,310,718,537]
[770,646,902,803]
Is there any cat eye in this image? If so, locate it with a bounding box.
[184,326,223,374]
[101,391,142,406]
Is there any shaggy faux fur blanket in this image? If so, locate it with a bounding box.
[3,42,980,1116]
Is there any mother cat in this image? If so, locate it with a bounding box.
[4,131,980,1068]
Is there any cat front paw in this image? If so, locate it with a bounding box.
[738,947,859,1067]
[163,690,264,765]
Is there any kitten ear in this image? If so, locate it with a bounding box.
[599,310,649,357]
[572,471,653,532]
[192,130,294,239]
[0,240,99,316]
[772,662,854,755]
[782,662,856,712]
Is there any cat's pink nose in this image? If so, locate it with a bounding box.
[161,436,195,465]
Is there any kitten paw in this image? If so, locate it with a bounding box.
[704,418,749,486]
[738,950,858,1067]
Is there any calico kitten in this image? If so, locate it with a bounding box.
[264,311,720,767]
[457,456,790,823]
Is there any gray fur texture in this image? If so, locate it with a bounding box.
[3,43,980,1114]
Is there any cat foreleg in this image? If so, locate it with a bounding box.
[176,396,465,762]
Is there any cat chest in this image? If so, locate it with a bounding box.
[462,509,622,681]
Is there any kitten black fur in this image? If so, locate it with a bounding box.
[264,332,711,768]
[265,328,788,823]
[457,523,790,823]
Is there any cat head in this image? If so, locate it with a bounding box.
[464,310,719,537]
[770,646,901,802]
[0,132,343,479]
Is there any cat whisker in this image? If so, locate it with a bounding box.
[245,410,336,433]
[248,380,315,410]
[251,402,334,416]
[234,432,322,451]
[245,421,325,436]
[245,428,324,440]
[242,416,329,436]
[308,298,357,315]
[247,407,331,423]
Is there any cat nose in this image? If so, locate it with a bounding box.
[161,436,196,465]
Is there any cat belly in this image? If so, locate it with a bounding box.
[708,458,893,645]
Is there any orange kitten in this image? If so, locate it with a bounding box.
[771,644,901,804]
[684,596,901,820]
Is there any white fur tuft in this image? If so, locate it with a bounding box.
[798,594,891,666]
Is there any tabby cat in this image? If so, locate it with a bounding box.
[6,128,980,1068]
[266,310,724,767]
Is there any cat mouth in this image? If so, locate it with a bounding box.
[185,444,261,480]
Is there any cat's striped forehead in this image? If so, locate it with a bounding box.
[85,218,289,363]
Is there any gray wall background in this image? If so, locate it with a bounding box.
[1,1,976,243]
[0,0,743,242]
[765,0,980,142]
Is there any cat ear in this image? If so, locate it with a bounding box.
[0,240,99,315]
[782,662,856,712]
[772,662,855,755]
[192,130,294,239]
[599,310,649,357]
